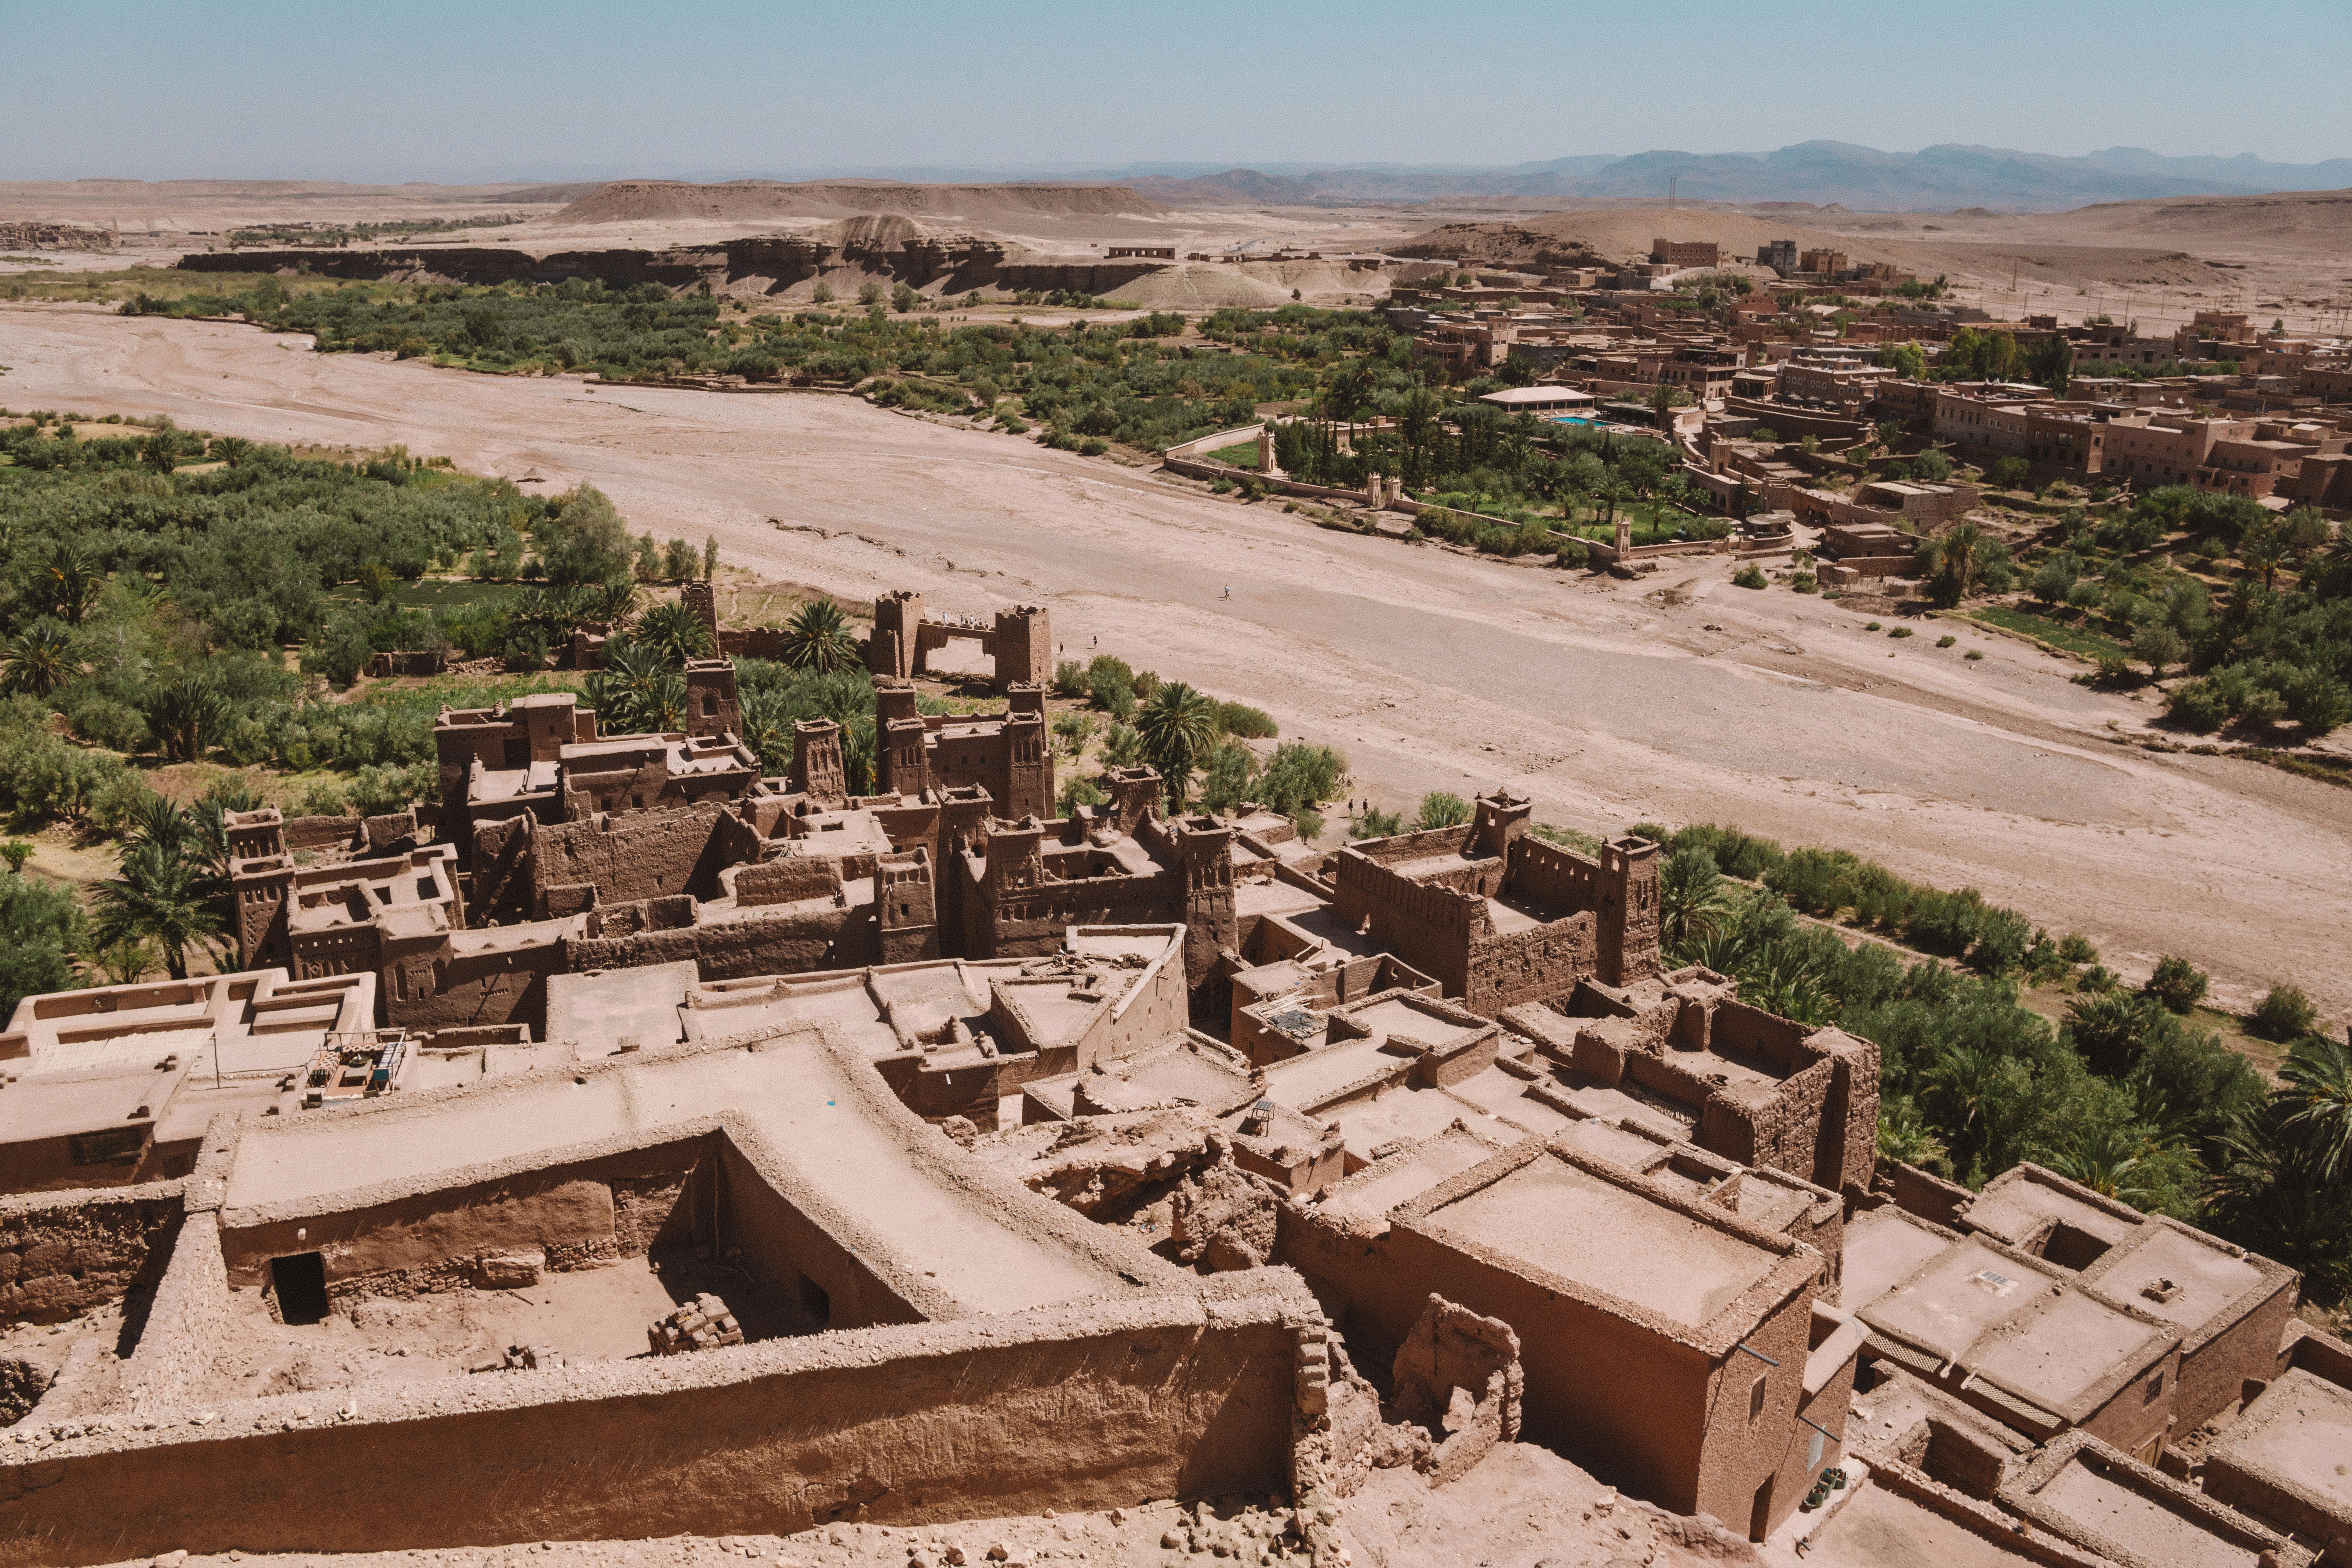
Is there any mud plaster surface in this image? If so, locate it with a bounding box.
[5,307,2347,1017]
[1786,1482,2036,1568]
[76,1445,1755,1568]
[177,1252,768,1407]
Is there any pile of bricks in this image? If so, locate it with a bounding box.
[648,1292,743,1356]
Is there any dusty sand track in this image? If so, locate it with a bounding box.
[4,305,2347,1020]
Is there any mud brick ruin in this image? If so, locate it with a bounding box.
[0,587,2333,1567]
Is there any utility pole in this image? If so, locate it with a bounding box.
[1669,176,1676,210]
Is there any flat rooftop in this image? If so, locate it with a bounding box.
[1311,1125,1505,1229]
[1414,1150,1781,1331]
[2208,1369,2352,1520]
[1860,1239,2174,1415]
[2084,1220,2280,1341]
[1963,1166,2141,1257]
[1840,1206,1962,1313]
[2025,1445,2273,1568]
[221,1031,1133,1318]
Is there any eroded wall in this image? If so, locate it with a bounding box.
[0,1285,1309,1564]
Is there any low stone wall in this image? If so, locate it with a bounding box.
[0,1280,1312,1563]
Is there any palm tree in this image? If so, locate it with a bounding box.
[633,600,715,668]
[1657,846,1737,957]
[841,715,877,796]
[779,600,859,674]
[1135,681,1219,809]
[141,677,230,763]
[635,671,689,733]
[2209,1102,2352,1306]
[91,842,225,982]
[2047,1122,2156,1205]
[1926,523,1983,609]
[1875,1098,1947,1171]
[42,542,101,626]
[586,642,675,734]
[591,580,639,624]
[0,622,75,697]
[1396,387,1444,488]
[2278,1033,2352,1187]
[737,685,793,774]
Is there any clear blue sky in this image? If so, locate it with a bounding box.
[5,0,2348,181]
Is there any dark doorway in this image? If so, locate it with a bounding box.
[270,1252,330,1325]
[1749,1476,1775,1543]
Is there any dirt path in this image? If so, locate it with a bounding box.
[5,305,2347,1020]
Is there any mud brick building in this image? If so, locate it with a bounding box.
[866,590,1052,693]
[873,679,1054,823]
[1328,792,1658,1014]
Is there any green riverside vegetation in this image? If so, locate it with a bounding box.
[1632,820,2350,1304]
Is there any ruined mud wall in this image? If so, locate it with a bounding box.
[0,1183,181,1326]
[717,1140,924,1332]
[531,804,731,917]
[1329,858,1486,999]
[567,902,878,984]
[391,922,573,1037]
[1699,1056,1839,1185]
[1463,914,1596,1016]
[120,1208,226,1411]
[961,867,1189,963]
[0,1285,1310,1563]
[216,1139,715,1298]
[1505,835,1601,915]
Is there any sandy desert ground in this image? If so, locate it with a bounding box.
[12,177,2350,330]
[2,303,2345,1022]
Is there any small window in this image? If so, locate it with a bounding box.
[1749,1373,1768,1422]
[2146,1372,2165,1403]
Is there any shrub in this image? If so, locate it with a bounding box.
[1964,650,1984,661]
[2250,985,2319,1042]
[1053,659,1088,698]
[1935,634,1956,648]
[1968,906,2034,975]
[1790,572,1818,593]
[1671,824,1784,881]
[1554,540,1589,569]
[1865,621,1882,632]
[2057,932,2098,964]
[2144,955,2209,1014]
[1889,626,1913,639]
[1085,656,1136,722]
[2163,680,2228,732]
[1732,565,1767,590]
[1352,806,1404,839]
[1214,701,1278,740]
[1414,791,1472,831]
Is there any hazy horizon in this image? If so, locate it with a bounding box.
[5,0,2348,183]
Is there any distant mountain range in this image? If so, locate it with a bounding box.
[1066,143,2352,212]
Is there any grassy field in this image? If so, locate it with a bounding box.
[1208,440,1260,470]
[1967,604,2131,662]
[325,577,521,612]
